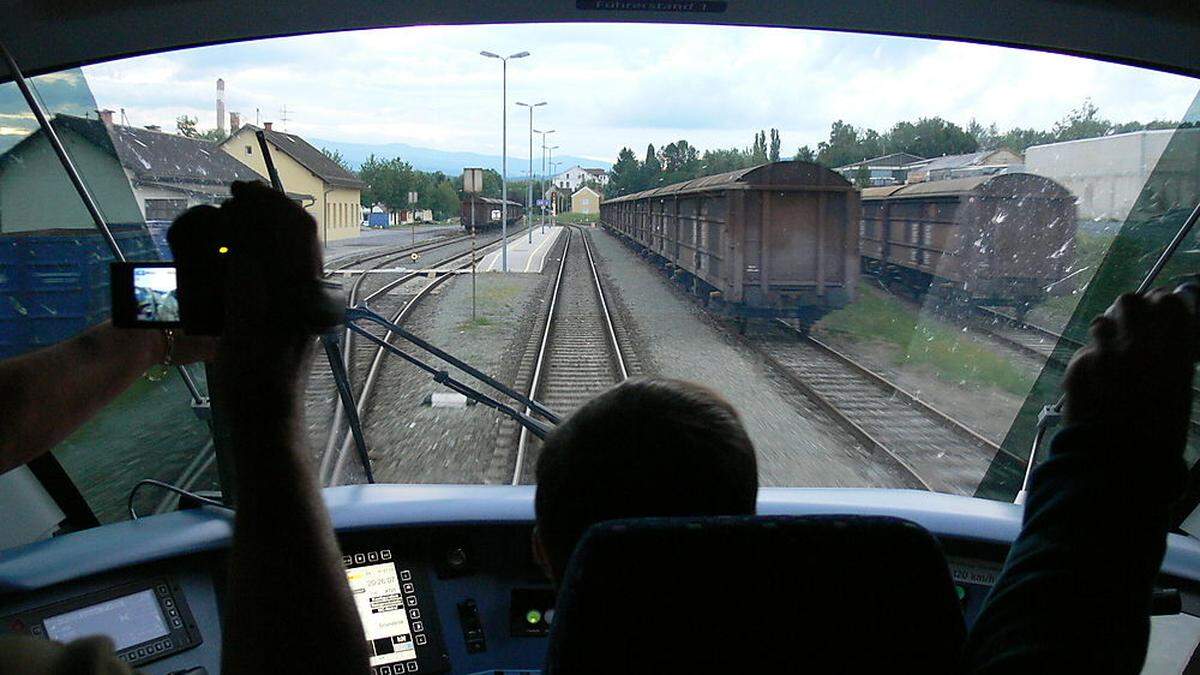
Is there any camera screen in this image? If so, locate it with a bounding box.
[133,266,180,323]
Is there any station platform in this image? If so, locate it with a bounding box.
[480,226,563,273]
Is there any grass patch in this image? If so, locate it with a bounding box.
[1026,228,1115,329]
[554,212,598,225]
[816,285,1034,396]
[457,315,495,330]
[455,276,526,331]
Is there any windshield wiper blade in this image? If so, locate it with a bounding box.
[344,306,557,439]
[346,306,561,425]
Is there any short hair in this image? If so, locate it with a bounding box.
[534,378,758,580]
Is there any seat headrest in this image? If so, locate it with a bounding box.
[545,515,965,674]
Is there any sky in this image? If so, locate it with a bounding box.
[35,23,1200,164]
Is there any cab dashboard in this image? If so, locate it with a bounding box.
[3,485,1200,674]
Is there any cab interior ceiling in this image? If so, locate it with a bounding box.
[0,0,1197,82]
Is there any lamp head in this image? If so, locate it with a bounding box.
[480,51,500,58]
[510,51,531,59]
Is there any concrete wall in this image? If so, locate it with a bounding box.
[1026,129,1200,221]
[0,128,142,232]
[222,128,360,243]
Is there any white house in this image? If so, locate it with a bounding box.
[552,165,608,192]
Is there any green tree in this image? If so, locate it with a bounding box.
[992,127,1055,153]
[429,181,460,220]
[641,143,662,189]
[609,147,642,196]
[198,128,227,143]
[321,147,351,171]
[660,140,701,183]
[751,130,768,164]
[815,120,881,168]
[768,128,781,162]
[358,155,418,212]
[1052,99,1110,142]
[794,145,816,162]
[966,118,1000,149]
[885,117,977,158]
[701,146,754,174]
[854,164,871,188]
[175,115,200,139]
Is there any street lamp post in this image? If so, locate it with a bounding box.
[534,129,555,232]
[549,159,562,225]
[515,101,546,243]
[480,50,529,272]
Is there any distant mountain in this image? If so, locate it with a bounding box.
[308,137,611,176]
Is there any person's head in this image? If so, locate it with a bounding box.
[533,378,758,582]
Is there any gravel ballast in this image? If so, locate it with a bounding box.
[361,269,550,484]
[587,227,916,489]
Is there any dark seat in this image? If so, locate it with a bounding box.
[544,515,966,674]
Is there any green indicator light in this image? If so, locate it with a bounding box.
[955,585,967,601]
[526,609,542,625]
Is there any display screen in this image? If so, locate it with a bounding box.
[43,589,169,651]
[133,266,180,322]
[345,549,430,671]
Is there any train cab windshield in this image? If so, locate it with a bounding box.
[1,12,1200,675]
[1,22,1194,524]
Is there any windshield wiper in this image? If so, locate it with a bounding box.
[329,306,557,482]
[1018,202,1200,504]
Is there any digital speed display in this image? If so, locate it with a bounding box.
[344,548,446,674]
[43,589,169,651]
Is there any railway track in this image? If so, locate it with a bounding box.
[148,234,478,515]
[972,306,1200,436]
[319,226,535,485]
[322,231,469,272]
[745,320,1022,495]
[972,307,1076,362]
[510,226,630,485]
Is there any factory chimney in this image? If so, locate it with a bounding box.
[229,111,240,133]
[216,78,226,135]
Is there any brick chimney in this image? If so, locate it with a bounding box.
[216,78,226,134]
[263,121,273,132]
[229,112,240,132]
[98,109,114,126]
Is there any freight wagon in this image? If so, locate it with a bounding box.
[601,161,858,322]
[460,196,525,232]
[860,173,1077,312]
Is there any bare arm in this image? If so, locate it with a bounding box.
[0,322,163,475]
[177,183,368,675]
[216,347,370,675]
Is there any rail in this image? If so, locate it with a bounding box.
[512,226,629,485]
[322,225,537,484]
[741,319,1016,495]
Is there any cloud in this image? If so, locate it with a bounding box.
[73,23,1198,163]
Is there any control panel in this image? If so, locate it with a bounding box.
[343,546,450,674]
[2,577,201,668]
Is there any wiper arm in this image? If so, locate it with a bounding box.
[345,306,558,438]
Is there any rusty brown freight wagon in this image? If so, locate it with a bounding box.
[601,161,858,322]
[860,173,1077,313]
[460,196,525,232]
